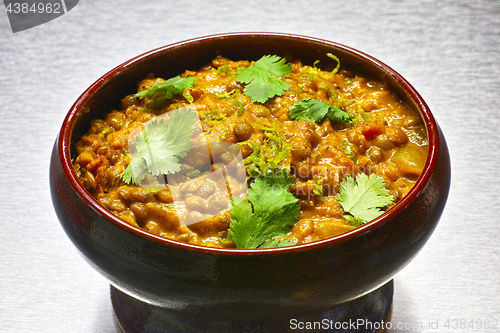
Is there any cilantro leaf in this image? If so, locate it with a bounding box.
[229,169,300,249]
[135,75,197,109]
[236,55,292,103]
[288,98,354,124]
[259,237,297,249]
[121,150,149,185]
[337,173,394,223]
[121,108,198,185]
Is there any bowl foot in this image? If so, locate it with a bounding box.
[111,280,393,333]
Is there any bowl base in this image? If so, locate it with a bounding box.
[111,280,393,333]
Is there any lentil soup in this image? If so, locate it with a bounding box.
[73,55,428,249]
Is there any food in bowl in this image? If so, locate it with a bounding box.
[72,54,428,249]
[52,33,450,325]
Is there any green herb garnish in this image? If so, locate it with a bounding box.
[340,140,356,162]
[199,106,225,123]
[217,65,231,74]
[121,108,197,185]
[217,88,240,99]
[229,169,300,249]
[288,98,354,124]
[239,122,291,177]
[326,53,340,74]
[232,100,245,116]
[236,55,292,103]
[337,173,394,226]
[135,75,197,109]
[259,237,297,249]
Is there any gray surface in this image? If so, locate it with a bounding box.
[0,0,499,332]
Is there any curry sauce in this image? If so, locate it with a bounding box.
[73,55,428,248]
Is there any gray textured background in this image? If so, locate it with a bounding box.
[0,0,499,332]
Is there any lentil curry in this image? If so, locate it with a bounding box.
[73,55,428,249]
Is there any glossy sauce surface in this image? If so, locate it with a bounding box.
[73,56,428,248]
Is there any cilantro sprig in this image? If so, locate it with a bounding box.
[288,98,354,124]
[229,169,300,249]
[135,75,197,109]
[337,173,394,226]
[236,55,292,103]
[121,108,197,185]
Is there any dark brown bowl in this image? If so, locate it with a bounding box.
[50,33,450,324]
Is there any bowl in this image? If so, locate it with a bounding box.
[50,32,450,329]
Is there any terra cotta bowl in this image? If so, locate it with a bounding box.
[50,32,450,331]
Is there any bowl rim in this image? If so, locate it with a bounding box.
[58,32,438,255]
